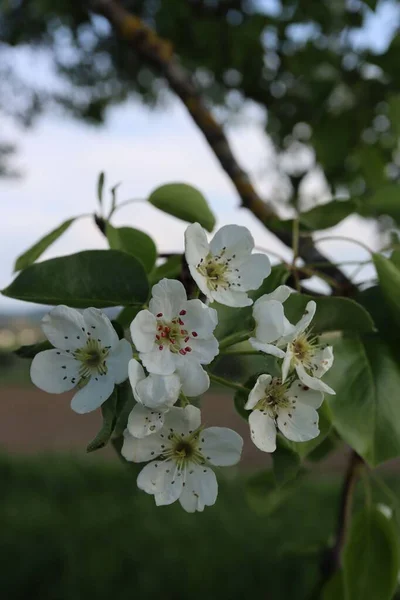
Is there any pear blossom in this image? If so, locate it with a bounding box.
[184,223,271,307]
[130,278,218,396]
[249,285,295,357]
[127,359,181,438]
[250,293,335,395]
[122,405,243,512]
[245,374,324,452]
[31,305,132,413]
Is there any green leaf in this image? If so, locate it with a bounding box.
[285,402,332,459]
[149,255,182,285]
[359,184,400,226]
[3,250,149,308]
[373,253,400,327]
[307,431,340,463]
[14,218,75,272]
[106,224,157,273]
[148,183,216,232]
[322,571,345,600]
[213,264,290,340]
[87,390,117,452]
[343,507,400,600]
[283,294,374,334]
[245,469,301,516]
[113,380,135,438]
[300,200,357,231]
[389,93,400,138]
[115,305,141,329]
[272,438,301,486]
[14,340,52,358]
[391,250,400,270]
[97,171,105,207]
[324,334,400,466]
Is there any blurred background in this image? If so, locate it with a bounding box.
[1,0,400,598]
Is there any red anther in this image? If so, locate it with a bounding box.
[157,325,163,331]
[161,332,166,338]
[179,310,186,315]
[192,331,198,337]
[185,337,190,342]
[179,349,186,355]
[159,345,164,351]
[156,335,160,340]
[185,347,192,352]
[170,339,175,344]
[157,313,163,318]
[180,330,186,335]
[164,326,170,333]
[178,318,184,326]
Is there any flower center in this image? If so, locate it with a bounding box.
[160,430,205,468]
[196,250,241,292]
[155,310,197,356]
[74,338,109,383]
[290,333,320,371]
[256,378,292,418]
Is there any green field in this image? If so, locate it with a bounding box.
[0,452,399,600]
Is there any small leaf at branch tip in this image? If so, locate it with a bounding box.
[97,171,105,206]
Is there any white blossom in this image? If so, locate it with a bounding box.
[31,305,132,413]
[122,405,243,512]
[245,374,324,452]
[185,223,271,307]
[130,278,218,395]
[127,359,181,438]
[250,294,335,395]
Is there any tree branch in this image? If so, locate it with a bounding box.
[90,0,355,293]
[321,450,364,580]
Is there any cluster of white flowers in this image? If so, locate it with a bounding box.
[31,223,334,511]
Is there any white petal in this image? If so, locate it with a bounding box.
[135,372,181,408]
[127,403,166,438]
[179,465,218,513]
[154,463,184,506]
[82,307,119,349]
[249,410,277,452]
[70,372,114,414]
[106,339,132,384]
[30,349,80,393]
[277,402,320,443]
[281,347,294,382]
[253,299,287,343]
[130,310,157,353]
[312,346,334,378]
[121,428,164,462]
[188,264,211,298]
[149,278,187,320]
[128,359,146,393]
[163,405,201,435]
[284,300,316,341]
[189,337,219,364]
[176,360,210,396]
[245,374,272,410]
[249,338,286,358]
[295,363,335,395]
[201,427,243,466]
[263,285,293,303]
[211,287,252,307]
[210,224,254,257]
[235,253,271,292]
[140,346,176,375]
[182,299,218,337]
[184,223,210,265]
[287,380,324,409]
[137,459,172,495]
[41,305,86,351]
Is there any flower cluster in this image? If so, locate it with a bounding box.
[30,223,334,511]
